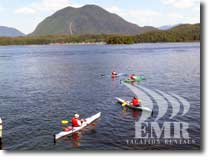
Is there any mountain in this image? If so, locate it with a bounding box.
[158,25,177,30]
[169,23,200,32]
[31,5,156,35]
[142,26,158,32]
[165,23,200,41]
[0,26,25,37]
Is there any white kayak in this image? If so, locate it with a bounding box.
[54,112,101,142]
[116,97,152,112]
[112,73,128,77]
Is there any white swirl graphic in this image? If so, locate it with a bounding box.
[170,93,190,116]
[155,89,180,119]
[122,82,190,121]
[135,85,168,121]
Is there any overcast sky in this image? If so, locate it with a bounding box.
[0,0,200,34]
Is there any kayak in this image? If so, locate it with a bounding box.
[54,112,101,142]
[123,75,145,83]
[116,97,152,112]
[112,73,128,78]
[123,78,140,83]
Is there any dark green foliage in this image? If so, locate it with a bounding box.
[0,34,108,45]
[107,35,135,44]
[107,23,200,44]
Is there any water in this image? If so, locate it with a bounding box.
[0,43,200,150]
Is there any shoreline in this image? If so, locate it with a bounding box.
[49,42,106,45]
[0,41,200,47]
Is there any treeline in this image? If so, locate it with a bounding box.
[0,34,108,45]
[0,24,200,45]
[107,24,200,44]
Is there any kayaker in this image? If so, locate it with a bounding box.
[130,74,136,80]
[71,114,82,127]
[112,70,117,76]
[131,96,140,107]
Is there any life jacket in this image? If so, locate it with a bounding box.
[130,74,135,80]
[132,98,140,106]
[72,117,81,127]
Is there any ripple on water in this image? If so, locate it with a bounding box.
[0,43,200,150]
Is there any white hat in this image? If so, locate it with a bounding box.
[74,114,79,118]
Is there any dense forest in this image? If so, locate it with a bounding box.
[0,24,200,45]
[107,23,200,44]
[0,34,108,45]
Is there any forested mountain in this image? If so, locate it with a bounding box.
[31,5,157,35]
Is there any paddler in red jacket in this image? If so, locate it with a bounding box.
[112,70,117,76]
[131,96,140,106]
[130,74,136,80]
[72,114,82,127]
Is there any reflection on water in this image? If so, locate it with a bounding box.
[122,108,141,121]
[72,132,81,148]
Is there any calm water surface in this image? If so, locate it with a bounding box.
[0,43,200,150]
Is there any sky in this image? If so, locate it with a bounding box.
[0,0,200,34]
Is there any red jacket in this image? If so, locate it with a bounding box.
[72,118,81,127]
[132,98,140,106]
[112,71,117,75]
[130,74,135,80]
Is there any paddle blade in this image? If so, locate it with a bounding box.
[61,120,69,124]
[122,102,127,107]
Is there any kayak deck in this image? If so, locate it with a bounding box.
[116,97,152,112]
[54,112,101,142]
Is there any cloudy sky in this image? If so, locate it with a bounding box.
[0,0,200,34]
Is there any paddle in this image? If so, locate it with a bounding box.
[122,102,127,107]
[122,100,129,107]
[61,120,69,124]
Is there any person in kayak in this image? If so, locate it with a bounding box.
[72,114,82,127]
[130,74,136,80]
[131,96,140,107]
[112,70,117,76]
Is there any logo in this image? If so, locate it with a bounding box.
[122,83,195,146]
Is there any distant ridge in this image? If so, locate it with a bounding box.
[170,23,200,31]
[143,26,158,32]
[107,23,200,44]
[0,26,25,37]
[158,24,179,30]
[31,5,158,35]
